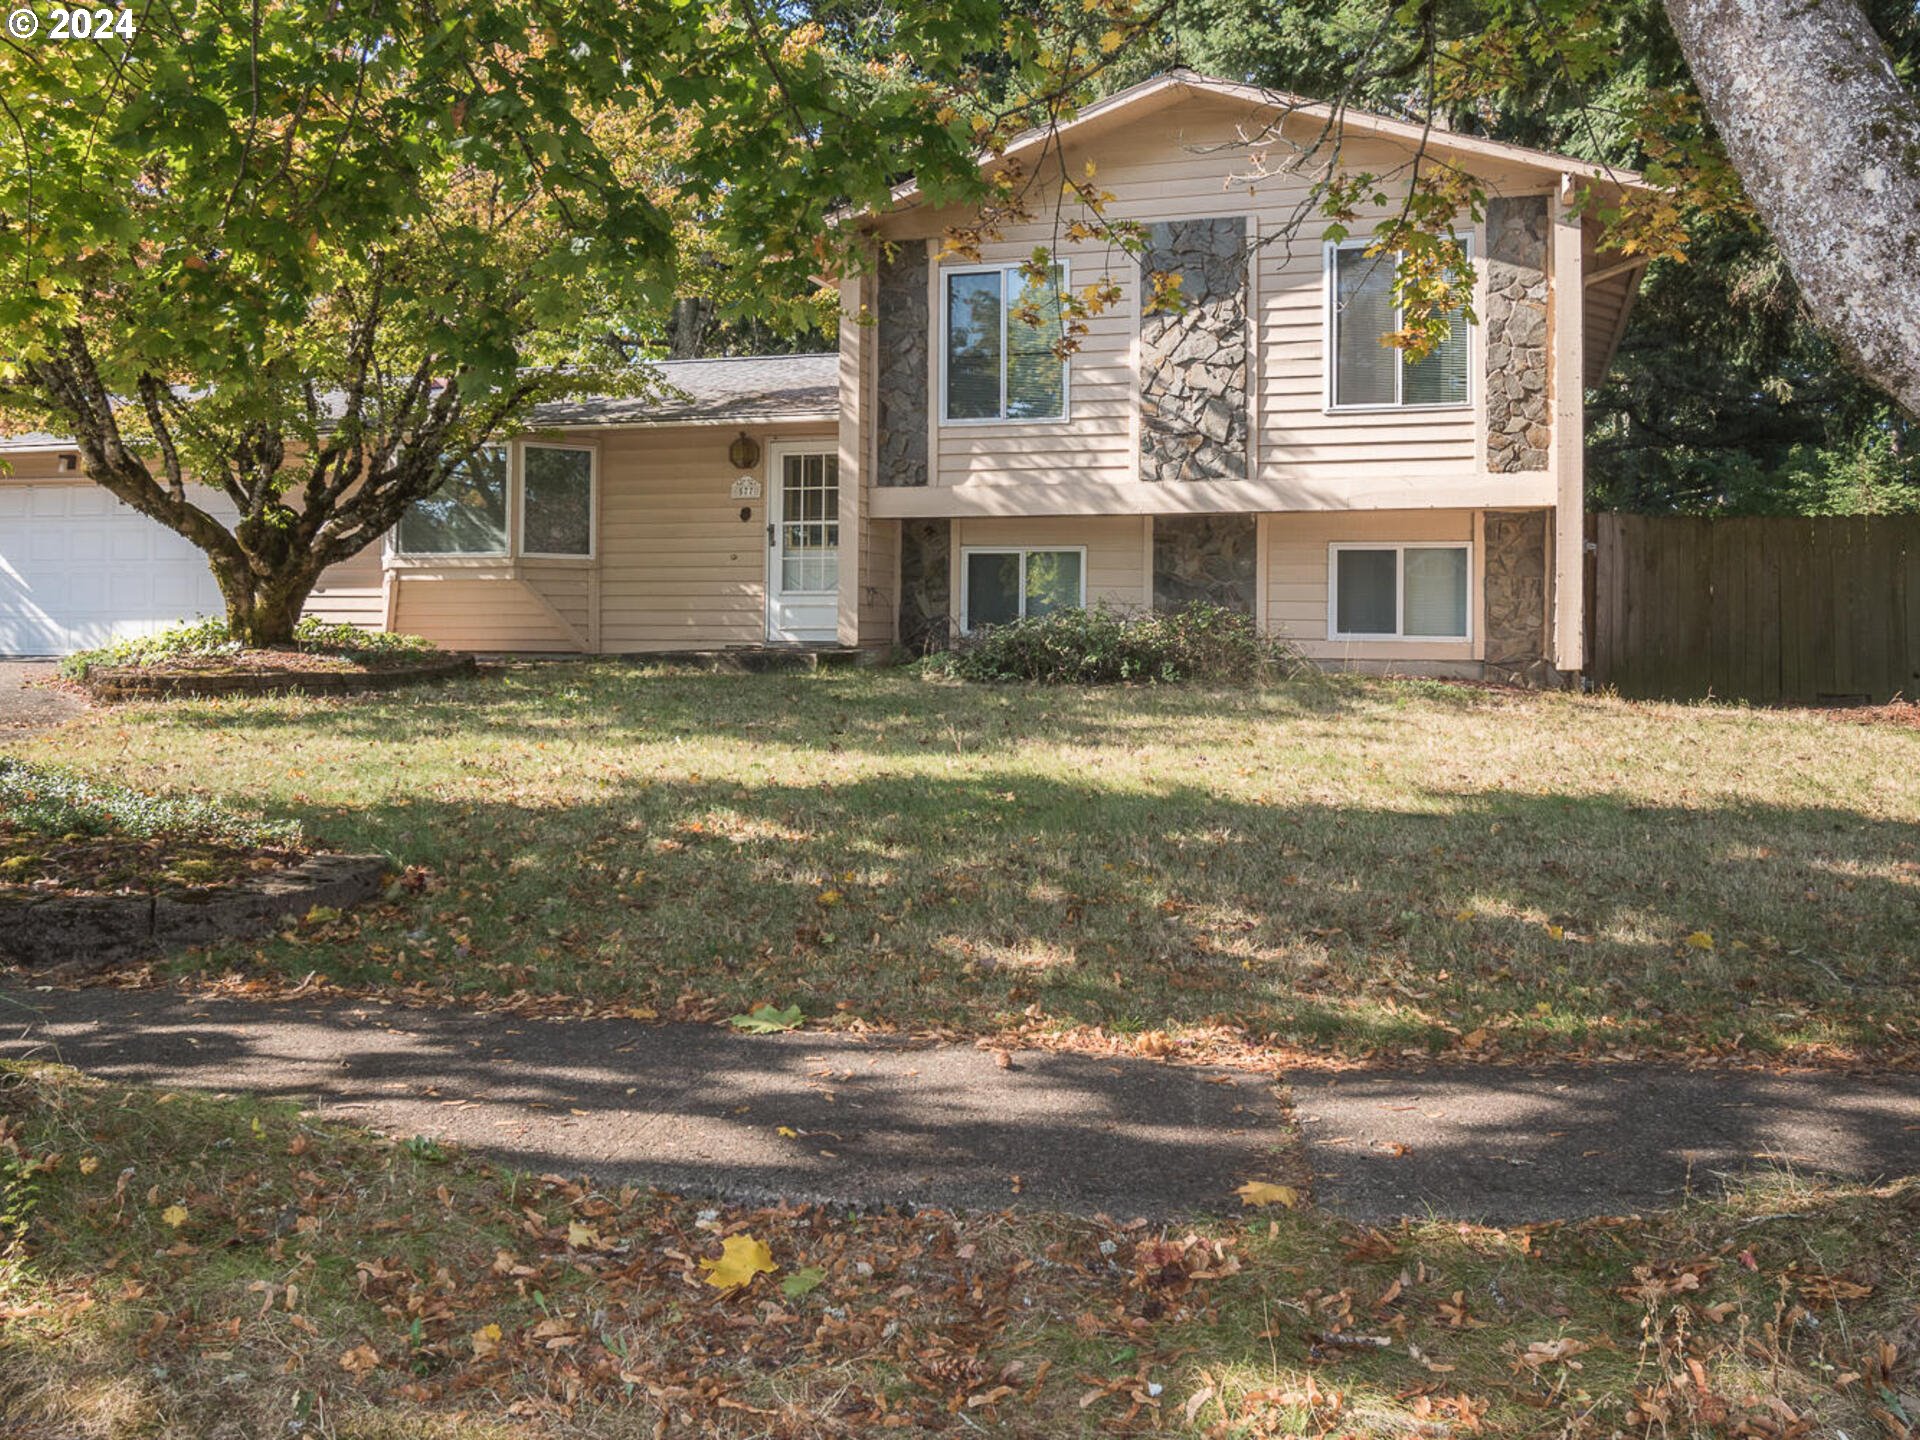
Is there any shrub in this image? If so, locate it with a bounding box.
[61,616,435,678]
[0,756,301,847]
[921,602,1307,685]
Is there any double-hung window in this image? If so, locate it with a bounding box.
[394,442,596,560]
[1329,543,1470,641]
[961,546,1085,631]
[1327,240,1472,409]
[942,263,1069,422]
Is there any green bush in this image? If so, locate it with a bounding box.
[60,616,435,678]
[0,756,300,847]
[921,602,1306,685]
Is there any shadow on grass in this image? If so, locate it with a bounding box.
[202,776,1920,1059]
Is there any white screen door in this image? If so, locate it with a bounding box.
[765,446,840,643]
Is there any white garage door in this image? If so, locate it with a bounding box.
[0,484,233,656]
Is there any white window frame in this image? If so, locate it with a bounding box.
[938,260,1073,426]
[959,545,1089,633]
[1326,541,1473,643]
[1323,236,1475,414]
[517,439,598,561]
[389,442,513,562]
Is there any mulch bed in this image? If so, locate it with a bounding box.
[0,821,309,898]
[79,650,475,701]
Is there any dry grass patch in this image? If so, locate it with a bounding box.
[14,663,1920,1064]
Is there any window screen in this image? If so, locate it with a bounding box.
[1402,547,1468,636]
[944,266,1066,421]
[1334,548,1398,636]
[522,446,593,556]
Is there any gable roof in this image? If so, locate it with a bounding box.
[882,67,1648,213]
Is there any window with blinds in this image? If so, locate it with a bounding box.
[1330,243,1471,409]
[943,264,1068,422]
[1329,544,1470,640]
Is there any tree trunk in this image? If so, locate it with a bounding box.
[210,556,321,648]
[668,296,714,358]
[1662,0,1920,416]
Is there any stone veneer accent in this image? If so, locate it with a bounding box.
[1481,509,1558,686]
[1152,514,1258,614]
[1484,196,1550,473]
[1139,218,1249,483]
[897,518,951,652]
[876,246,929,487]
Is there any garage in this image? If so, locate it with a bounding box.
[0,484,230,656]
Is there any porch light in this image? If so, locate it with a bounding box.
[727,432,761,470]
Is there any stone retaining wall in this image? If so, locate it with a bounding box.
[0,853,388,973]
[82,653,475,702]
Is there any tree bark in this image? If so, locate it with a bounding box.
[1662,0,1920,416]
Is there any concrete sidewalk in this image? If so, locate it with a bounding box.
[4,983,1919,1221]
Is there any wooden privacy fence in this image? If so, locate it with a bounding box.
[1586,512,1920,704]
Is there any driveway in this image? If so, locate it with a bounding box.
[0,661,84,737]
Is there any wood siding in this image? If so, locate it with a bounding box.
[1264,508,1480,664]
[876,98,1567,507]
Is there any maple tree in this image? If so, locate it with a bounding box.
[0,0,1017,645]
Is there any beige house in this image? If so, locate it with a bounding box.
[1,72,1646,678]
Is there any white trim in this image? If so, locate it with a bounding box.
[1323,237,1474,414]
[765,440,842,643]
[958,544,1089,634]
[1326,541,1473,643]
[517,439,599,561]
[937,260,1072,426]
[388,442,513,562]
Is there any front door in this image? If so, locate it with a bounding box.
[765,446,840,643]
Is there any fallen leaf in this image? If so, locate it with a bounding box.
[470,1322,502,1358]
[1234,1182,1302,1209]
[700,1234,778,1290]
[729,1004,803,1034]
[339,1344,380,1375]
[780,1266,826,1298]
[1684,930,1715,951]
[161,1204,188,1229]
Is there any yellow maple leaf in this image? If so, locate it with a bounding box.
[776,1126,799,1138]
[1233,1181,1302,1209]
[700,1234,778,1290]
[79,1155,100,1175]
[161,1204,189,1228]
[1545,924,1565,942]
[1684,930,1715,951]
[470,1322,503,1359]
[566,1221,602,1250]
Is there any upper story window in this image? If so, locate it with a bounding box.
[395,441,595,560]
[942,263,1068,423]
[1328,241,1472,410]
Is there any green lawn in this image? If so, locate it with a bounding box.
[15,662,1920,1063]
[4,1062,1914,1439]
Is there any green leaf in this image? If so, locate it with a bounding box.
[729,1004,804,1034]
[780,1266,826,1298]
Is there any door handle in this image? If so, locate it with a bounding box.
[767,522,775,548]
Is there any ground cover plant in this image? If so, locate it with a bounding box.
[0,1061,1913,1438]
[0,757,304,896]
[15,663,1920,1066]
[59,618,439,682]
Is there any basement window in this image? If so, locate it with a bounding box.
[961,546,1086,631]
[1329,543,1470,640]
